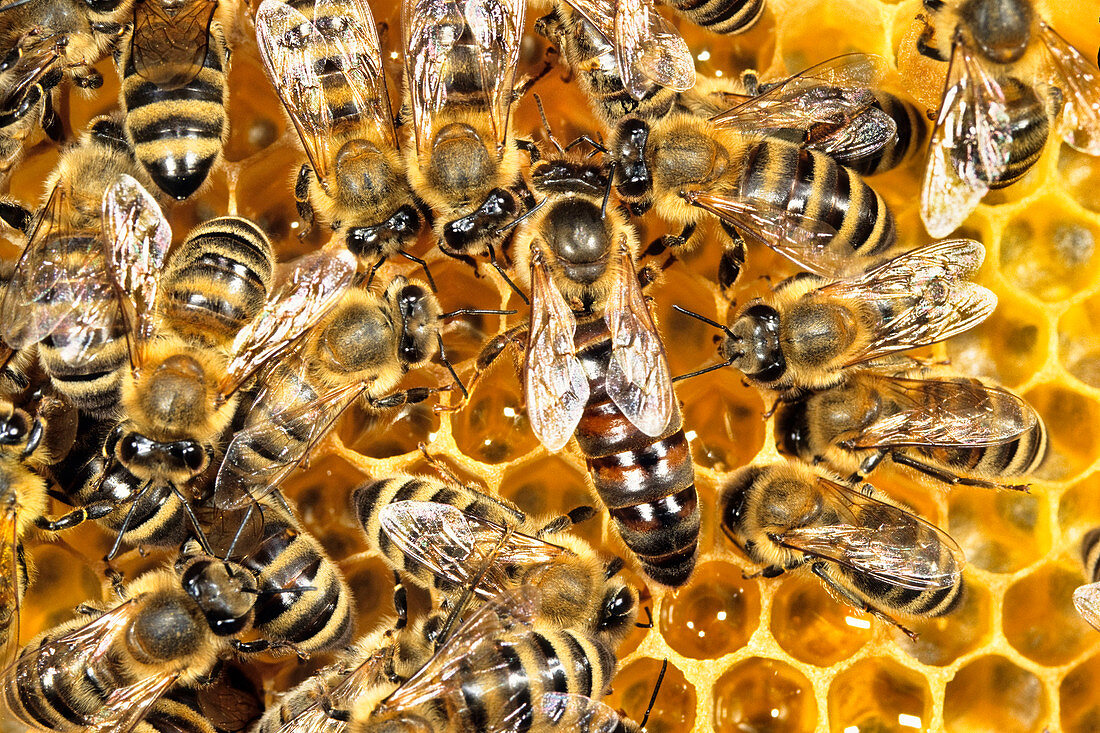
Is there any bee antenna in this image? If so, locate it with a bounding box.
[638,659,668,731]
[671,305,736,338]
[486,243,530,306]
[435,333,468,399]
[533,94,564,155]
[172,483,215,557]
[494,196,547,236]
[223,503,258,560]
[601,160,615,219]
[440,307,518,320]
[396,249,438,293]
[671,359,736,383]
[603,555,625,580]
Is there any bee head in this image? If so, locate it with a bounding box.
[612,117,652,200]
[727,303,785,385]
[388,277,442,369]
[179,556,257,637]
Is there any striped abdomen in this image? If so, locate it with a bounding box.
[840,91,930,177]
[353,474,522,595]
[159,217,274,349]
[916,414,1048,480]
[1082,527,1100,583]
[978,77,1049,189]
[240,501,354,654]
[36,235,128,419]
[739,139,898,262]
[120,26,228,200]
[572,316,699,587]
[667,0,764,35]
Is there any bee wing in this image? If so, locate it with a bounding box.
[383,586,537,712]
[1073,581,1100,632]
[463,0,525,149]
[214,379,365,509]
[775,476,964,591]
[256,0,396,184]
[541,692,628,732]
[87,669,182,733]
[0,37,62,113]
[102,174,171,371]
[131,0,217,89]
[847,373,1038,449]
[604,238,673,437]
[613,0,694,100]
[920,43,1013,238]
[1038,22,1100,156]
[710,54,890,155]
[0,506,20,663]
[379,501,569,599]
[0,183,117,365]
[218,249,356,398]
[818,239,996,365]
[525,253,589,453]
[684,189,844,277]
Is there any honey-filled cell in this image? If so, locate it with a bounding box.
[998,204,1100,303]
[658,560,760,659]
[775,0,887,70]
[827,657,932,733]
[677,373,767,474]
[1059,144,1100,214]
[1002,563,1095,667]
[449,365,542,464]
[1024,383,1100,482]
[21,544,104,640]
[498,455,601,544]
[947,486,1047,574]
[944,290,1048,390]
[1058,294,1100,391]
[342,553,404,635]
[893,576,991,667]
[1058,473,1100,559]
[713,657,817,733]
[281,453,369,559]
[770,573,873,666]
[339,399,441,460]
[944,656,1047,733]
[1061,654,1100,733]
[605,658,696,733]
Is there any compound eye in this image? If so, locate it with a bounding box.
[172,442,208,473]
[0,411,28,444]
[119,433,155,463]
[598,586,636,631]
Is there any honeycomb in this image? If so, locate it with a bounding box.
[3,0,1100,731]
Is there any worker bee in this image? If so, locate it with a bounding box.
[455,152,699,586]
[210,273,467,513]
[401,0,530,260]
[610,54,906,290]
[0,29,67,182]
[0,551,261,731]
[256,0,427,276]
[117,0,229,200]
[720,460,966,639]
[1074,527,1100,631]
[353,472,639,645]
[775,368,1048,491]
[46,175,355,557]
[916,0,1100,237]
[0,115,153,419]
[533,0,695,127]
[674,238,997,396]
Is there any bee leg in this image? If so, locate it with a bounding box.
[914,14,948,62]
[392,570,408,630]
[536,505,597,537]
[742,564,787,580]
[889,452,1030,492]
[515,138,541,163]
[810,562,919,640]
[294,164,316,239]
[435,324,529,413]
[848,449,889,483]
[34,501,115,532]
[718,225,747,294]
[319,698,352,723]
[0,199,33,233]
[41,92,63,144]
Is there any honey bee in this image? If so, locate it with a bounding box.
[775,368,1048,491]
[0,115,153,419]
[0,29,66,181]
[339,587,619,733]
[210,274,459,513]
[720,460,966,639]
[1073,526,1100,631]
[0,551,261,730]
[533,0,695,127]
[256,0,427,275]
[916,0,1100,237]
[353,473,639,645]
[674,239,997,396]
[161,661,265,733]
[401,0,530,260]
[458,151,700,586]
[610,54,907,290]
[45,175,355,557]
[117,0,229,200]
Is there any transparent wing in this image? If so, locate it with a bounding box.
[1074,581,1100,632]
[277,639,394,733]
[0,33,63,115]
[683,189,842,276]
[1038,21,1100,156]
[541,692,628,733]
[920,42,1012,238]
[844,373,1039,449]
[382,586,537,712]
[463,0,525,150]
[0,184,116,364]
[218,249,356,398]
[525,253,588,453]
[0,505,20,663]
[710,53,890,154]
[776,476,964,591]
[131,0,217,89]
[818,239,996,365]
[402,0,466,155]
[604,239,673,436]
[256,0,395,185]
[559,0,616,40]
[379,501,568,599]
[101,174,171,371]
[614,0,694,100]
[87,670,181,733]
[214,378,364,509]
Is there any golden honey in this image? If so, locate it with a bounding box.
[4,0,1100,731]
